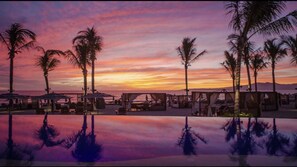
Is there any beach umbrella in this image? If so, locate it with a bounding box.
[0,93,30,100]
[32,92,71,101]
[82,92,114,99]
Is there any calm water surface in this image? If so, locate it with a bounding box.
[0,115,297,166]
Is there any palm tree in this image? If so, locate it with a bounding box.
[264,38,287,92]
[225,1,297,114]
[0,23,36,93]
[250,53,268,92]
[281,34,297,65]
[35,46,65,94]
[73,27,103,94]
[176,37,207,96]
[65,40,90,112]
[229,39,255,92]
[221,51,236,92]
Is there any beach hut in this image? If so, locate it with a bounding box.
[191,91,234,116]
[0,92,30,111]
[168,94,192,108]
[121,93,166,111]
[82,92,115,110]
[260,92,279,111]
[32,92,71,113]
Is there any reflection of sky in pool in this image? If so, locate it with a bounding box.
[1,115,297,166]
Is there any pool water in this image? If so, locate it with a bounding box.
[0,114,297,166]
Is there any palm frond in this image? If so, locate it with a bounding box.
[15,40,35,52]
[253,10,297,37]
[48,58,61,72]
[189,50,207,64]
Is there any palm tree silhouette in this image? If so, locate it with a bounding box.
[250,53,268,92]
[0,23,36,108]
[225,1,297,115]
[264,38,287,92]
[64,114,102,163]
[222,117,238,142]
[65,40,91,113]
[281,34,297,65]
[0,114,35,166]
[177,116,207,156]
[176,37,206,97]
[34,113,65,150]
[73,27,103,94]
[227,117,258,166]
[221,51,236,92]
[35,46,65,94]
[284,134,297,162]
[250,118,270,138]
[265,118,290,156]
[242,42,255,92]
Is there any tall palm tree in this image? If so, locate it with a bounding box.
[65,40,90,112]
[73,27,103,94]
[176,37,207,96]
[281,34,297,65]
[0,23,36,93]
[250,53,268,92]
[225,1,297,114]
[229,39,255,91]
[264,38,287,92]
[221,51,236,92]
[35,46,65,94]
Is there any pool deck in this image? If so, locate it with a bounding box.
[1,104,297,119]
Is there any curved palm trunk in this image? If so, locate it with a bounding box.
[83,68,87,113]
[185,65,188,96]
[91,60,95,93]
[244,58,252,92]
[44,74,50,94]
[9,55,14,111]
[91,59,95,111]
[9,57,14,93]
[232,76,235,92]
[254,71,258,92]
[234,50,243,116]
[272,63,276,92]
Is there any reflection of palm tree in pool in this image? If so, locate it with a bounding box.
[265,118,290,156]
[222,117,238,142]
[225,117,257,166]
[0,114,35,166]
[35,112,65,149]
[284,134,297,162]
[64,114,102,163]
[251,118,270,138]
[177,116,207,156]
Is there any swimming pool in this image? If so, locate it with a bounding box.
[0,114,297,166]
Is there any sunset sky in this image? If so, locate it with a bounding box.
[0,1,296,91]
